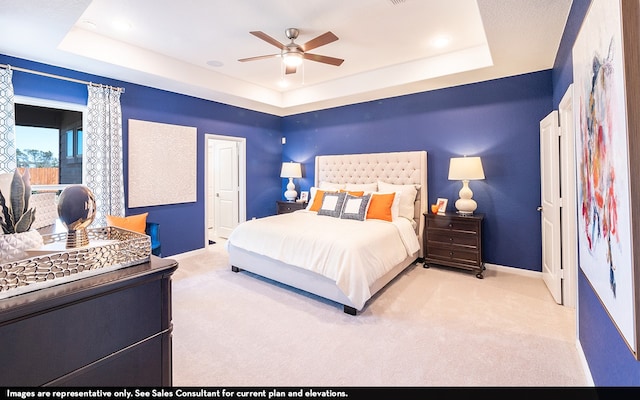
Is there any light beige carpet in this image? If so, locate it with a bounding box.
[170,240,589,387]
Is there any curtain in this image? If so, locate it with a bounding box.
[85,85,125,227]
[0,68,16,173]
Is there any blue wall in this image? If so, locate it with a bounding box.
[551,0,640,386]
[282,72,553,271]
[1,54,282,257]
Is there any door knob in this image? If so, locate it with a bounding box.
[537,206,542,212]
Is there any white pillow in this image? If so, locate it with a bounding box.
[306,187,319,210]
[377,181,419,222]
[319,181,346,190]
[344,182,378,193]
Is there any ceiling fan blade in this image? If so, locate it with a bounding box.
[301,31,339,52]
[238,54,279,62]
[250,31,286,50]
[303,53,344,66]
[285,64,297,74]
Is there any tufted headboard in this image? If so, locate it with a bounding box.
[315,151,427,256]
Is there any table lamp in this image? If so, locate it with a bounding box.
[280,162,302,201]
[448,156,485,215]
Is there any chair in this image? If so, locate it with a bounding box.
[145,222,162,257]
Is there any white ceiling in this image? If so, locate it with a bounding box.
[0,0,572,116]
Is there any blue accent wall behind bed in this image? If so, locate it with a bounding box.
[282,71,553,271]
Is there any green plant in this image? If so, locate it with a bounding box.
[0,169,36,234]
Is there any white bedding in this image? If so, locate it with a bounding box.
[226,210,420,310]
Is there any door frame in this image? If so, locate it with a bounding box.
[204,134,246,247]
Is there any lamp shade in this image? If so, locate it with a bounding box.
[280,162,302,178]
[448,156,485,181]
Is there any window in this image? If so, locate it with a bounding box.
[14,96,86,189]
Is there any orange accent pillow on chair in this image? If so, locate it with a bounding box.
[106,213,148,234]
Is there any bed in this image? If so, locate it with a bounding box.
[226,151,427,315]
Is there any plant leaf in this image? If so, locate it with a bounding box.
[10,169,25,226]
[14,208,35,233]
[22,168,31,211]
[0,189,12,234]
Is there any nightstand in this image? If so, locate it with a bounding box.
[277,200,307,214]
[423,212,485,278]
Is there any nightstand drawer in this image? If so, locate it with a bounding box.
[426,229,479,248]
[277,201,307,214]
[427,217,478,233]
[425,245,480,265]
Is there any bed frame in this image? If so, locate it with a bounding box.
[229,151,427,315]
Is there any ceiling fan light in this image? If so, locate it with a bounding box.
[283,52,303,67]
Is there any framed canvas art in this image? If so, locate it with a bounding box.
[573,0,640,358]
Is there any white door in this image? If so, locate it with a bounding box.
[540,110,562,304]
[559,85,577,309]
[213,140,239,238]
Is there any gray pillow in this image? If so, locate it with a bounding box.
[317,192,346,218]
[340,194,371,221]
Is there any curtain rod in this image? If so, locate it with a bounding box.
[0,63,125,93]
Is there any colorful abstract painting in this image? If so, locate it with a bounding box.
[573,0,635,353]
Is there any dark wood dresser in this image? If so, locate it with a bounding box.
[423,212,485,278]
[0,256,177,386]
[277,200,307,214]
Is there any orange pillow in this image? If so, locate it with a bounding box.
[366,193,396,222]
[309,189,333,211]
[106,213,148,234]
[339,189,365,197]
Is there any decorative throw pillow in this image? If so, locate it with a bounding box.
[317,192,347,218]
[340,194,371,221]
[378,181,419,221]
[339,189,365,197]
[308,188,336,211]
[106,212,148,234]
[366,193,396,222]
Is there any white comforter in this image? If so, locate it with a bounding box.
[226,210,420,309]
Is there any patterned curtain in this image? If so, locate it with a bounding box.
[85,85,125,227]
[0,68,16,173]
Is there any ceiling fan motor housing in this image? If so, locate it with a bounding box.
[285,28,300,40]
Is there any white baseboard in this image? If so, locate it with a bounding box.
[484,262,542,278]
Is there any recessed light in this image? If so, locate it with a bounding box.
[206,60,223,67]
[112,19,132,31]
[430,35,451,48]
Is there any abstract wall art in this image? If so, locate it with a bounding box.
[573,0,640,358]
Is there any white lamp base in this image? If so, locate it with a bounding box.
[455,180,477,215]
[284,178,297,201]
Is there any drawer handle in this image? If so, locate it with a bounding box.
[448,223,453,228]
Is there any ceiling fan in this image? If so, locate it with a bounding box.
[238,28,344,74]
